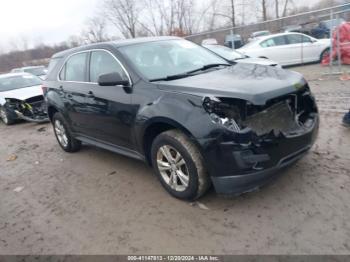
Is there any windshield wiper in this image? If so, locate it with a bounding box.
[150,73,193,82]
[187,63,231,74]
[149,63,231,82]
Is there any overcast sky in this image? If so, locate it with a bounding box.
[0,0,334,52]
[0,0,100,51]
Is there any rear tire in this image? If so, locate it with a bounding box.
[52,112,81,153]
[0,107,14,125]
[320,48,330,62]
[151,130,210,200]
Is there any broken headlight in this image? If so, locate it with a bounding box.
[4,98,20,109]
[203,96,243,133]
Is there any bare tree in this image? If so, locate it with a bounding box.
[206,0,220,31]
[210,0,236,28]
[139,0,167,36]
[262,0,268,21]
[272,0,293,18]
[176,0,204,35]
[275,0,279,18]
[66,35,85,48]
[9,35,30,51]
[281,0,288,17]
[82,16,109,43]
[103,0,141,38]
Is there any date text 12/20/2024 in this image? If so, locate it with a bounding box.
[127,256,220,261]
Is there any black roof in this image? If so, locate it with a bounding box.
[52,36,181,59]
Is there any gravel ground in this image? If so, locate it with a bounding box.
[0,64,349,255]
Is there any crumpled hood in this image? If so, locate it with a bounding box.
[0,85,43,105]
[158,63,306,105]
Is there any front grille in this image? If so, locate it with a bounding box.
[242,88,317,136]
[243,101,300,136]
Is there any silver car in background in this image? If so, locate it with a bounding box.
[203,44,281,67]
[0,73,48,125]
[11,66,47,80]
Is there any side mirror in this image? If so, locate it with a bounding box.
[98,72,130,87]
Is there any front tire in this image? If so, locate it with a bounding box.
[52,112,81,153]
[0,107,14,125]
[151,130,210,200]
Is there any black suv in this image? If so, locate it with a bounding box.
[44,37,319,200]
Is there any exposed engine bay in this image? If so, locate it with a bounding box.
[203,86,318,137]
[4,95,49,123]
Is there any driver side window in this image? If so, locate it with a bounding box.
[89,50,128,83]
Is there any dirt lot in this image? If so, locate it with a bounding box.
[0,64,349,255]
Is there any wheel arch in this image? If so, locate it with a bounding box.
[47,105,59,122]
[320,47,330,62]
[141,117,198,166]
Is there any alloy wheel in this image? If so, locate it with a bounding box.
[156,145,190,192]
[0,108,8,124]
[54,119,69,148]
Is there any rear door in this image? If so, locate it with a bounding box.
[284,34,304,65]
[259,36,290,65]
[58,52,91,134]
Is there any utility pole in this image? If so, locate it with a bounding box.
[262,0,267,21]
[275,0,279,18]
[241,0,245,25]
[230,0,235,27]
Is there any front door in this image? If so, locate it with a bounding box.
[84,50,135,149]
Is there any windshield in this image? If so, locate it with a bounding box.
[23,67,46,76]
[0,75,42,92]
[119,39,228,80]
[242,39,260,48]
[204,45,245,60]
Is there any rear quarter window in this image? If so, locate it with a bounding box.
[61,53,88,82]
[47,58,60,74]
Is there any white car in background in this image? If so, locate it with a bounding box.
[247,30,271,42]
[11,66,47,80]
[203,44,281,67]
[0,73,48,125]
[239,33,330,66]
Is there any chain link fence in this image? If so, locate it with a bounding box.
[186,3,350,45]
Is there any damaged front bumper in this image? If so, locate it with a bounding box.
[4,96,49,123]
[199,87,319,195]
[208,116,319,195]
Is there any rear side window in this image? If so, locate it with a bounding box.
[260,39,275,48]
[260,36,287,48]
[302,35,313,43]
[47,58,60,74]
[62,53,88,82]
[89,51,127,83]
[273,36,287,46]
[286,35,314,44]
